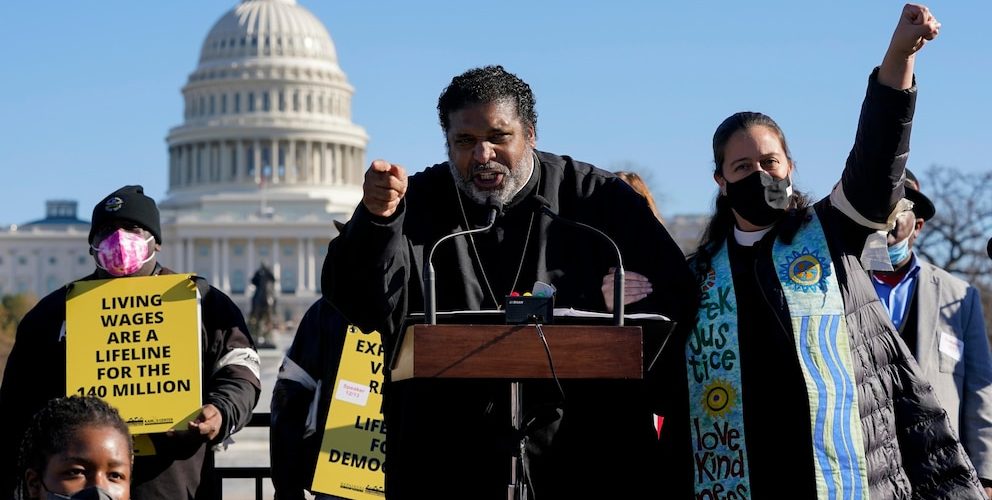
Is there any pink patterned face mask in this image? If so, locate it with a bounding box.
[92,229,156,276]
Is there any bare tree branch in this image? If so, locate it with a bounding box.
[916,165,992,290]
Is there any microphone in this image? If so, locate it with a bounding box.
[988,237,992,260]
[530,195,626,326]
[423,195,502,325]
[483,195,502,227]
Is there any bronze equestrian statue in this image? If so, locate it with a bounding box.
[249,262,278,348]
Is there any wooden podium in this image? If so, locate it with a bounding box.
[389,322,649,500]
[391,323,644,381]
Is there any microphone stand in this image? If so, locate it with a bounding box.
[423,204,499,325]
[503,196,625,499]
[532,198,625,326]
[421,198,521,498]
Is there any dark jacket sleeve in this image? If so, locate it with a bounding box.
[0,317,43,498]
[199,283,261,443]
[836,67,917,224]
[605,177,696,325]
[890,334,986,497]
[0,290,68,499]
[271,300,327,499]
[321,202,411,338]
[271,299,353,500]
[269,381,313,500]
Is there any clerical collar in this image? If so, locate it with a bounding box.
[733,225,773,247]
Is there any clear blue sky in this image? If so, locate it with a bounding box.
[0,1,987,226]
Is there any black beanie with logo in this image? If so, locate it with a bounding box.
[89,185,162,244]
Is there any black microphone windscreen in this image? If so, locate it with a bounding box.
[987,237,992,260]
[485,194,503,214]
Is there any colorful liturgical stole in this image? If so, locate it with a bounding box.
[687,212,870,499]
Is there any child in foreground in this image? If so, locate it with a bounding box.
[17,396,132,500]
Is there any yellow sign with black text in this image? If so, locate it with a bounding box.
[66,274,202,434]
[312,326,386,498]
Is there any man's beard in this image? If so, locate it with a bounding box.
[449,152,534,206]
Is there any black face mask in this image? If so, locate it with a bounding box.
[723,171,792,227]
[45,486,117,500]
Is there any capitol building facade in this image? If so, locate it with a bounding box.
[0,0,366,325]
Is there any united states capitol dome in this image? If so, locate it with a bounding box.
[164,0,368,205]
[198,0,340,68]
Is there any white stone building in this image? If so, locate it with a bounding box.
[0,0,366,326]
[0,201,93,297]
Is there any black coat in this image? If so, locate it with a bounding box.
[322,151,696,499]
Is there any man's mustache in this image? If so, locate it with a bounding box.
[470,162,510,179]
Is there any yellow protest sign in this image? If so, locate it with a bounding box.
[66,274,202,435]
[312,326,386,498]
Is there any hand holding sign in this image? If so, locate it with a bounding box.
[166,403,222,441]
[188,403,223,440]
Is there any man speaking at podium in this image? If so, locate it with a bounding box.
[321,65,694,498]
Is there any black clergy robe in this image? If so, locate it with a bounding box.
[322,150,695,499]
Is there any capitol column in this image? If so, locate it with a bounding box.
[168,147,176,187]
[253,140,262,185]
[306,237,316,292]
[208,142,216,182]
[345,144,354,184]
[194,143,202,182]
[320,144,328,185]
[174,241,183,271]
[185,144,194,186]
[271,139,280,184]
[287,139,297,183]
[357,145,366,184]
[303,140,312,183]
[343,146,351,185]
[233,141,243,183]
[296,238,305,293]
[332,143,340,184]
[221,238,230,291]
[351,145,359,184]
[317,142,325,183]
[174,237,185,271]
[358,146,366,184]
[320,143,328,183]
[179,145,187,187]
[185,237,195,275]
[211,238,220,284]
[335,144,344,185]
[220,141,231,183]
[343,145,352,185]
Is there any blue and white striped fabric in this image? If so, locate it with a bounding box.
[773,214,868,500]
[687,211,869,499]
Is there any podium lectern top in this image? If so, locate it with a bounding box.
[391,323,644,381]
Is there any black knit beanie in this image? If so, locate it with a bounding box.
[89,185,162,244]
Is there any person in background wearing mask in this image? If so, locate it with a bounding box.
[654,4,986,498]
[17,396,132,500]
[872,170,992,497]
[0,185,262,500]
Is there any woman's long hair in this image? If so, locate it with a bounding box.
[693,112,812,282]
